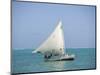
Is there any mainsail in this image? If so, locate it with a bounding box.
[32,21,65,56]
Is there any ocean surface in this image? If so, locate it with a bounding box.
[11,48,96,74]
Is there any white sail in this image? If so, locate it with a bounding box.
[33,21,65,56]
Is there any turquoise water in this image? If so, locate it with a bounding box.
[11,48,96,74]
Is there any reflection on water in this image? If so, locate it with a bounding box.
[43,61,66,71]
[30,53,67,72]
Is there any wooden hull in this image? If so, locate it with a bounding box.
[45,54,75,61]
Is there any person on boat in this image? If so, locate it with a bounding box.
[44,52,52,59]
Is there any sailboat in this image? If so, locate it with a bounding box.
[32,20,75,61]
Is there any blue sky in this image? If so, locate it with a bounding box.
[12,1,96,49]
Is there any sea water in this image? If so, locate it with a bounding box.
[11,48,96,74]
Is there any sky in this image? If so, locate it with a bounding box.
[12,1,96,49]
